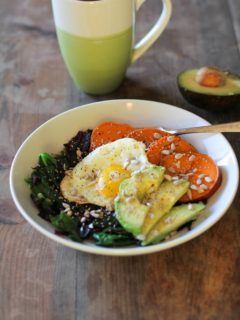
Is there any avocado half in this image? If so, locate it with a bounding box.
[177,68,240,110]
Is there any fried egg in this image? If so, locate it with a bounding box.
[60,138,152,209]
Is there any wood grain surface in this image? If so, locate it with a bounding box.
[1,0,240,319]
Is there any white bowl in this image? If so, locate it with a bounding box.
[10,100,239,256]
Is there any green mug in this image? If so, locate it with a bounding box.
[51,0,172,95]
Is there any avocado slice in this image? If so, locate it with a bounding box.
[141,180,189,236]
[142,202,205,245]
[177,67,240,110]
[114,166,165,237]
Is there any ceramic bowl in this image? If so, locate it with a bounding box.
[10,100,239,256]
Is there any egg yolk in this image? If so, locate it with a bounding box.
[97,164,131,197]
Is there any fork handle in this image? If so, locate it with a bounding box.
[175,121,240,135]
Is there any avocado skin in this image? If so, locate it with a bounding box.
[177,68,240,111]
[178,86,240,111]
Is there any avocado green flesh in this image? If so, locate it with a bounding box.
[115,197,149,236]
[141,180,189,236]
[143,202,205,245]
[114,166,166,236]
[178,69,240,96]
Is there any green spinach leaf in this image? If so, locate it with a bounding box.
[50,212,82,242]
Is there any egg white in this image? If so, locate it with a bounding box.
[60,138,152,209]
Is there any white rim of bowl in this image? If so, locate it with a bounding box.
[9,99,239,256]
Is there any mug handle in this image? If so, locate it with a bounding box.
[131,0,172,63]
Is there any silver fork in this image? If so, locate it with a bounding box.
[158,121,240,135]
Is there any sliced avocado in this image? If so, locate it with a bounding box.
[177,67,240,110]
[114,166,165,236]
[141,180,189,237]
[143,202,205,245]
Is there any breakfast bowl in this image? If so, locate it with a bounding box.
[9,99,239,256]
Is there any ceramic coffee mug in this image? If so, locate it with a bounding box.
[51,0,172,95]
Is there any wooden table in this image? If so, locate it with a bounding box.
[1,0,240,319]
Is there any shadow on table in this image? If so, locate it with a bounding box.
[83,76,176,107]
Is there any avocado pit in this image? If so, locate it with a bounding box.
[177,66,240,110]
[195,67,226,88]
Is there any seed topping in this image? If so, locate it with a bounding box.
[175,153,183,160]
[189,155,196,161]
[205,176,212,183]
[196,179,202,185]
[167,136,175,142]
[190,184,198,190]
[187,189,192,199]
[161,149,171,155]
[200,184,208,190]
[153,132,162,139]
[164,174,172,181]
[165,216,174,223]
[168,167,176,173]
[149,213,155,219]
